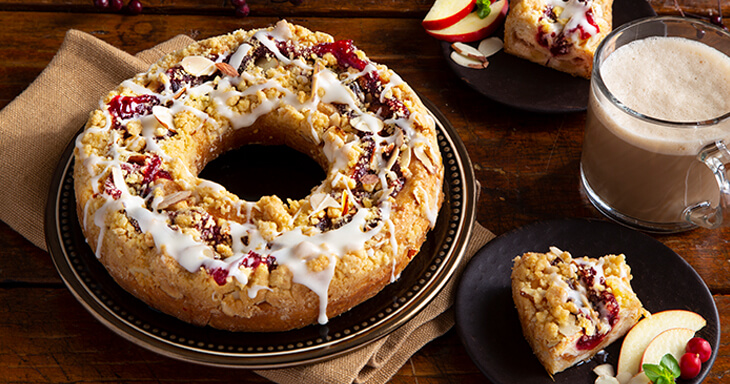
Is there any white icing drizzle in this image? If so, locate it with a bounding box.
[544,0,598,42]
[228,43,251,70]
[76,21,439,325]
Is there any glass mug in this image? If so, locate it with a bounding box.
[580,16,730,233]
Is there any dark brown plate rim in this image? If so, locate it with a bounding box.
[455,218,720,383]
[45,96,476,368]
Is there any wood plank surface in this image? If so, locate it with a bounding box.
[0,1,729,383]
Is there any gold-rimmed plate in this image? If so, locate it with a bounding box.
[45,97,476,368]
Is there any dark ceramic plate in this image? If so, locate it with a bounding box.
[442,0,657,113]
[45,98,477,368]
[455,218,719,383]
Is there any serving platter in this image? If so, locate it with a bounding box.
[455,218,719,384]
[45,97,477,368]
[441,0,657,113]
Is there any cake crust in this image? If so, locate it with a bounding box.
[504,0,614,78]
[73,20,444,332]
[511,247,645,375]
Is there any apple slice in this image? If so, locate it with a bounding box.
[627,372,651,384]
[425,0,508,43]
[616,310,706,383]
[640,328,696,368]
[422,0,477,31]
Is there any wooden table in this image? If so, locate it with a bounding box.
[0,1,727,382]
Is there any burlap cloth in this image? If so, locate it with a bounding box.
[0,29,495,384]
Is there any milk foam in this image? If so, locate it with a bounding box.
[602,36,730,122]
[595,36,730,155]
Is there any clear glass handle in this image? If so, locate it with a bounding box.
[684,141,730,229]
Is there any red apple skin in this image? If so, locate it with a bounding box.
[422,0,477,31]
[425,0,509,43]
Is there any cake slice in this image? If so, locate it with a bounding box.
[503,0,613,78]
[511,247,645,376]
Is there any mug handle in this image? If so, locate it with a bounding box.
[683,140,730,229]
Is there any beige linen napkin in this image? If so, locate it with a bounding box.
[0,29,495,384]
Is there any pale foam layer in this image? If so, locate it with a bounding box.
[596,36,730,155]
[602,36,730,121]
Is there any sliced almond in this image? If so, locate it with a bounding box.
[360,173,379,189]
[593,364,615,378]
[180,56,216,77]
[385,146,400,171]
[173,86,187,100]
[127,154,146,164]
[399,144,411,168]
[215,62,239,78]
[413,143,436,173]
[452,42,487,63]
[155,191,192,210]
[595,377,620,384]
[477,37,504,58]
[450,51,488,70]
[152,106,175,130]
[340,190,350,216]
[310,192,340,213]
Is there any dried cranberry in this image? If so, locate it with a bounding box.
[108,94,160,121]
[198,213,230,245]
[388,165,406,196]
[351,136,375,183]
[315,215,334,232]
[576,332,606,350]
[312,40,368,71]
[576,263,596,287]
[242,250,277,271]
[543,5,557,22]
[359,72,382,97]
[208,267,229,286]
[595,290,620,326]
[164,66,212,93]
[550,35,571,56]
[580,9,600,39]
[384,98,410,119]
[103,175,122,199]
[141,155,171,187]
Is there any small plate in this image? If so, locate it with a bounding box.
[455,218,719,384]
[442,0,657,113]
[45,98,477,368]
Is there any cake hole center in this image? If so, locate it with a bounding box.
[198,144,326,201]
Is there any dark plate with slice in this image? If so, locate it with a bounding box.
[455,218,719,383]
[441,0,657,113]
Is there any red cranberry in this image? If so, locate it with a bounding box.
[313,40,368,71]
[686,337,712,363]
[235,4,250,17]
[94,0,110,9]
[127,0,143,15]
[208,267,229,286]
[576,332,606,350]
[109,0,123,11]
[103,175,122,199]
[242,251,277,271]
[679,352,702,379]
[108,94,160,120]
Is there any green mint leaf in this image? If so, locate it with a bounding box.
[656,376,673,384]
[660,353,681,378]
[642,363,665,382]
[476,0,491,19]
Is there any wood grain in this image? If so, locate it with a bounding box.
[0,1,728,383]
